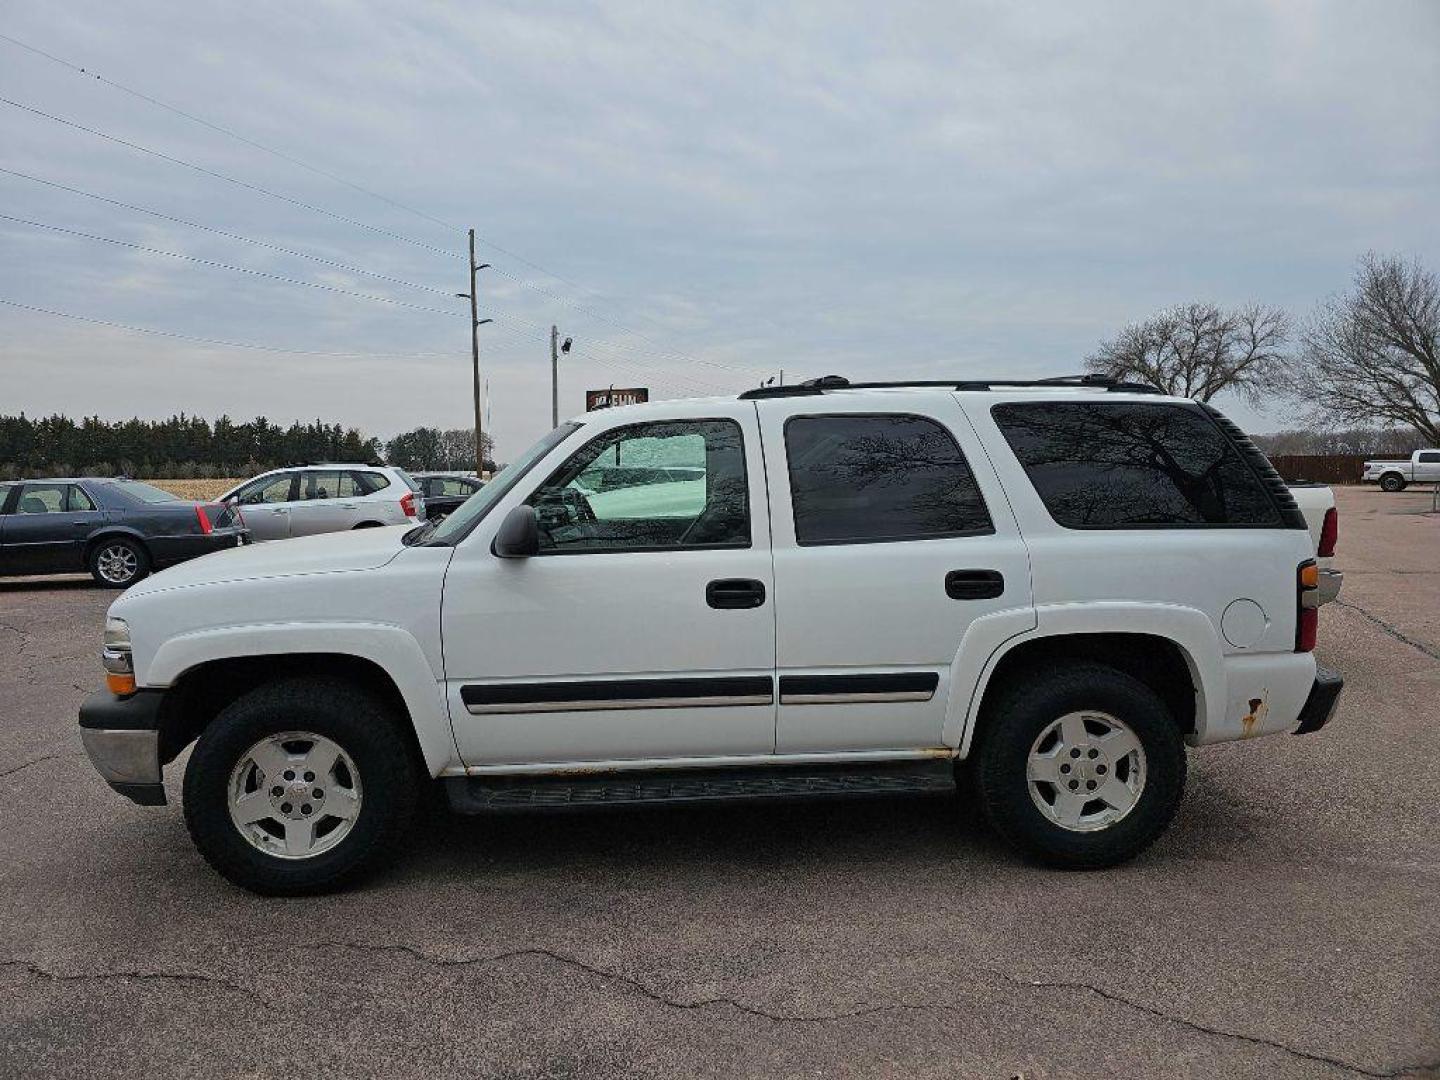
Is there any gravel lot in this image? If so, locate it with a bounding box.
[2,485,1436,1079]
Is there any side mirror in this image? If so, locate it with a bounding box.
[493,504,540,558]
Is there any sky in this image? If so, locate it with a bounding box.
[1,0,1438,460]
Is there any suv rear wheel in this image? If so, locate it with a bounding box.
[182,677,419,895]
[973,662,1185,869]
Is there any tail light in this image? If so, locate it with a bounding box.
[400,492,418,518]
[1318,507,1337,558]
[1296,560,1319,652]
[194,504,213,534]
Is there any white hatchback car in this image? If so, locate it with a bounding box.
[220,464,424,540]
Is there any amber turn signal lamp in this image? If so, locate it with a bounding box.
[106,672,137,696]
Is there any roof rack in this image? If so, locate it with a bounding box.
[284,460,387,468]
[737,373,1164,400]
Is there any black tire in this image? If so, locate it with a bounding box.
[88,537,149,588]
[1380,473,1406,492]
[182,677,420,895]
[972,662,1185,870]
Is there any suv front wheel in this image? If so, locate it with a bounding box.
[972,663,1185,869]
[182,678,419,895]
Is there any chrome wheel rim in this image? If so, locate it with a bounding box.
[227,732,362,859]
[1026,711,1146,833]
[96,544,138,584]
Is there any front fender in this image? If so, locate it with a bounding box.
[950,603,1224,756]
[145,622,458,775]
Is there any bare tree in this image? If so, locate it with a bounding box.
[1300,254,1440,444]
[1086,302,1291,404]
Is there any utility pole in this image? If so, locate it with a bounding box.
[551,324,560,429]
[463,229,492,477]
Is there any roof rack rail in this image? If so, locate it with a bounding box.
[738,373,1164,399]
[284,460,387,468]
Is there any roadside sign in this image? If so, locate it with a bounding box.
[586,387,649,411]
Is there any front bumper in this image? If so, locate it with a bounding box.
[78,688,168,805]
[1293,665,1344,735]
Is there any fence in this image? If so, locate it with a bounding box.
[1266,454,1369,485]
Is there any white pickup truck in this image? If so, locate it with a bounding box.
[1363,450,1440,491]
[79,375,1345,895]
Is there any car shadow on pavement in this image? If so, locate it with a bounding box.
[391,792,1047,885]
[0,576,98,593]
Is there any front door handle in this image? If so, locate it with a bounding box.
[945,569,1004,600]
[707,578,766,609]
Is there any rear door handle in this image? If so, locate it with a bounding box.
[707,578,766,609]
[945,569,1004,600]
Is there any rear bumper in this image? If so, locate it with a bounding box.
[1317,568,1343,605]
[1293,665,1344,735]
[78,688,167,805]
[150,528,250,567]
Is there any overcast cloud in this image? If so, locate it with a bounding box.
[2,0,1438,458]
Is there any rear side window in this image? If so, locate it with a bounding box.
[784,414,993,545]
[991,402,1282,528]
[1420,452,1440,464]
[349,471,390,495]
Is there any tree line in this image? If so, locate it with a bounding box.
[0,412,501,481]
[383,428,496,473]
[1087,252,1440,450]
[0,414,382,481]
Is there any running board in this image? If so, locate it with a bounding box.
[444,760,956,814]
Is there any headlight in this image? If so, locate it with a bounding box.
[102,617,133,675]
[103,617,131,650]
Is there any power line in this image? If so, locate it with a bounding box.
[0,297,455,358]
[0,95,464,261]
[0,30,461,236]
[0,166,456,297]
[0,213,465,317]
[0,33,748,374]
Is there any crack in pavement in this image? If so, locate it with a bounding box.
[0,958,257,1003]
[1335,600,1440,662]
[8,944,1436,1076]
[0,752,76,780]
[295,940,1438,1077]
[1018,975,1439,1079]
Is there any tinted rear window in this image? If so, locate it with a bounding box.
[991,402,1282,528]
[105,481,183,505]
[784,414,993,545]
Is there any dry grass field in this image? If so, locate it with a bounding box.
[147,478,242,501]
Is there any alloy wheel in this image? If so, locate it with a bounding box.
[1025,711,1147,832]
[227,732,362,859]
[96,544,139,585]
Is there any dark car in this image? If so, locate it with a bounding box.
[0,478,250,588]
[412,472,485,521]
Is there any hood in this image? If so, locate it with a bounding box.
[124,525,413,596]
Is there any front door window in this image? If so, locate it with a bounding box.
[527,420,750,553]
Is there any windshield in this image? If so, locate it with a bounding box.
[426,423,582,544]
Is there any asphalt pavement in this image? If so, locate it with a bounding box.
[1,485,1436,1078]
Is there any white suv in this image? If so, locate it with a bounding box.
[219,463,425,540]
[79,375,1343,894]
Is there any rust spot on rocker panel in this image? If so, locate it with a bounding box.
[1241,694,1268,737]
